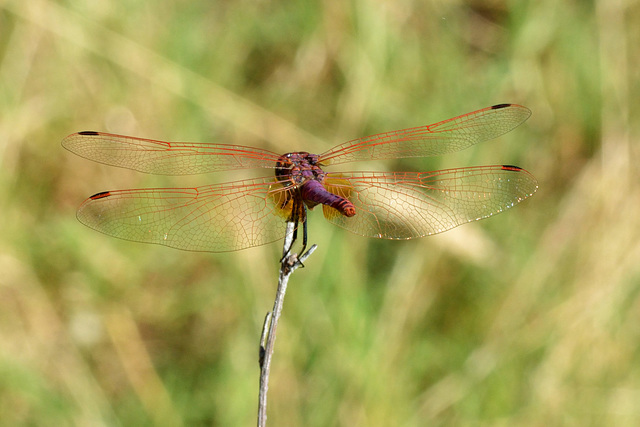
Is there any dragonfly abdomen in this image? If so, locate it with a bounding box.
[301,180,355,217]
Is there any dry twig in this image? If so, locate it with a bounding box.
[257,222,317,427]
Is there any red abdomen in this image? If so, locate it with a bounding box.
[300,180,355,217]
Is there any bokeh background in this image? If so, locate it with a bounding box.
[1,0,639,425]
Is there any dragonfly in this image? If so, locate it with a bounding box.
[62,103,537,253]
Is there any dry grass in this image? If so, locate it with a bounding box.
[1,0,640,425]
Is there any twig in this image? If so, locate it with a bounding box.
[257,222,317,427]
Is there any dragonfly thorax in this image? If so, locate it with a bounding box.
[275,152,326,184]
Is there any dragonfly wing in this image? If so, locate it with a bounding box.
[77,177,298,252]
[62,131,282,175]
[319,104,531,166]
[322,166,537,239]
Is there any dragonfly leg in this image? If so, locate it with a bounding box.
[299,208,308,257]
[281,201,309,264]
[281,224,296,262]
[281,200,301,262]
[290,205,308,268]
[291,223,299,249]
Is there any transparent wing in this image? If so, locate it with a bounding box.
[319,104,531,166]
[76,177,299,252]
[322,166,538,239]
[62,131,282,175]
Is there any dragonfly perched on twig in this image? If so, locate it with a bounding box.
[62,104,537,253]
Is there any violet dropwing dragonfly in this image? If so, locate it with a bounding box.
[62,104,537,253]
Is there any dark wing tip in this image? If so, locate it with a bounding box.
[501,165,523,171]
[491,103,512,109]
[89,191,111,200]
[62,131,100,149]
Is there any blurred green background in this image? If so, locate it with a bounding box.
[1,0,639,425]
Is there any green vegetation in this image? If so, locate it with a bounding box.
[1,0,639,425]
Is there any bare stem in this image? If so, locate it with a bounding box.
[257,222,317,427]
